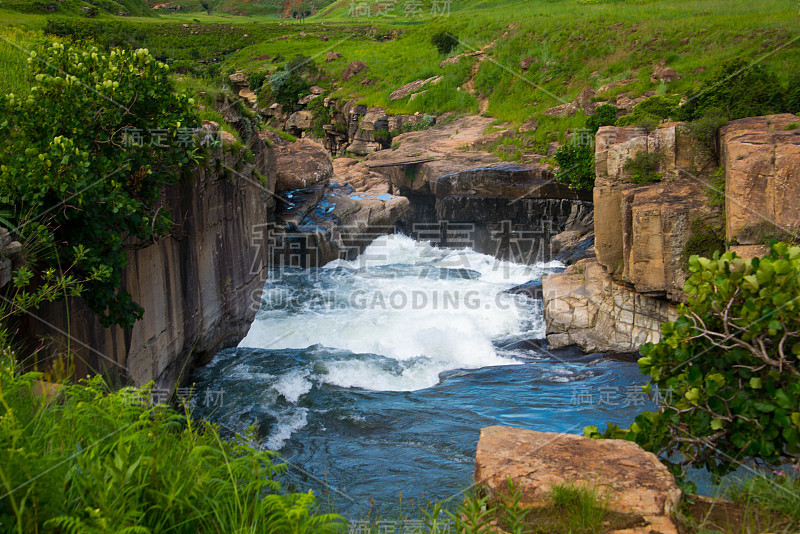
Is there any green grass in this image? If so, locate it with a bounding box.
[200,0,799,125]
[0,28,43,95]
[0,349,344,533]
[7,0,797,126]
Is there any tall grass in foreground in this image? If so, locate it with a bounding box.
[0,348,344,533]
[0,28,37,96]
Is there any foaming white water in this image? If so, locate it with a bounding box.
[273,369,312,403]
[241,234,561,392]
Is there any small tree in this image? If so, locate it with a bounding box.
[431,31,459,55]
[0,43,199,327]
[587,243,800,487]
[268,54,316,112]
[553,142,595,192]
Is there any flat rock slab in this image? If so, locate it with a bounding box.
[474,426,681,519]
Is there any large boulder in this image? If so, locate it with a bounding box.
[286,110,314,135]
[543,86,597,117]
[274,139,333,192]
[542,258,678,352]
[475,426,681,533]
[720,114,800,244]
[389,76,442,101]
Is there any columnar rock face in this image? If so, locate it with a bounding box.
[542,259,678,352]
[594,124,719,301]
[29,133,274,391]
[720,114,800,244]
[475,426,681,534]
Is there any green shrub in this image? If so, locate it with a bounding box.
[678,60,787,121]
[307,96,331,138]
[268,55,317,112]
[633,94,681,120]
[704,166,726,208]
[623,150,664,184]
[431,31,459,55]
[0,43,199,328]
[553,142,595,191]
[588,243,800,487]
[374,128,392,144]
[0,350,344,533]
[686,108,729,167]
[44,17,99,41]
[615,110,660,129]
[585,104,618,134]
[402,115,436,132]
[681,218,725,270]
[248,69,270,92]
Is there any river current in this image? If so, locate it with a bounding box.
[188,234,655,517]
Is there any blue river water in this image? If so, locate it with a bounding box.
[188,235,657,518]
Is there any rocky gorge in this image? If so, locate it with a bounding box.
[16,68,800,529]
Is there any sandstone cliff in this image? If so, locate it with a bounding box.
[27,126,274,391]
[543,114,800,353]
[720,114,800,245]
[544,123,713,352]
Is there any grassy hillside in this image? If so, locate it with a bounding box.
[1,0,155,17]
[144,0,337,17]
[2,0,798,139]
[215,0,800,126]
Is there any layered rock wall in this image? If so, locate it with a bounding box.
[28,134,273,391]
[542,259,678,353]
[544,123,712,352]
[720,114,800,244]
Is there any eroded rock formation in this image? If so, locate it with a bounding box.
[542,259,678,353]
[544,123,715,351]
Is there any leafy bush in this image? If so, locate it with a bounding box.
[681,218,725,269]
[247,69,270,92]
[268,55,317,112]
[633,94,681,120]
[686,107,729,167]
[585,104,618,134]
[402,114,436,132]
[554,142,595,191]
[306,96,331,139]
[431,31,459,55]
[44,17,99,41]
[589,243,800,487]
[704,166,726,208]
[0,42,199,328]
[623,150,664,184]
[678,60,787,121]
[0,349,344,532]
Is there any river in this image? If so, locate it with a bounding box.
[188,234,655,517]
